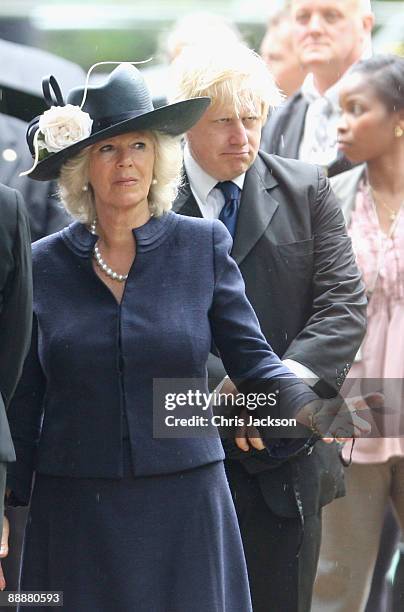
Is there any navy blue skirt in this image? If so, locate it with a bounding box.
[19,445,252,612]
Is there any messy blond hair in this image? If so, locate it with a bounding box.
[169,42,283,124]
[58,131,183,222]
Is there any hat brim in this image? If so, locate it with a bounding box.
[28,97,210,181]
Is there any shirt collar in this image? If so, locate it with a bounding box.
[184,143,245,206]
[301,72,342,111]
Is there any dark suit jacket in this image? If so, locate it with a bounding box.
[260,90,354,178]
[0,184,32,465]
[174,152,367,516]
[0,113,71,241]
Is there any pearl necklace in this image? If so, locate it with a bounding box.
[90,219,128,282]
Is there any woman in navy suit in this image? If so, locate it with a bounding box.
[4,63,323,611]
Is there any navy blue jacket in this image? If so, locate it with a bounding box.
[7,212,316,504]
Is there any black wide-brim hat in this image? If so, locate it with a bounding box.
[26,63,210,181]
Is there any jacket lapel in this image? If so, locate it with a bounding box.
[174,160,279,266]
[232,154,279,265]
[281,94,307,158]
[173,174,203,218]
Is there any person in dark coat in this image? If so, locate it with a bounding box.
[0,42,84,607]
[170,42,368,612]
[0,184,32,590]
[0,112,70,610]
[2,62,339,612]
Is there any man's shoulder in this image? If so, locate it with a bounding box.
[265,89,306,127]
[253,151,321,186]
[274,89,305,113]
[0,184,24,233]
[261,90,308,154]
[0,182,20,206]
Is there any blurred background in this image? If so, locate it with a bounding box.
[0,0,403,107]
[0,0,403,70]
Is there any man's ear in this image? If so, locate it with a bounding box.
[362,13,375,37]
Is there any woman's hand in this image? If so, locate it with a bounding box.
[218,378,265,452]
[0,515,9,591]
[235,408,266,452]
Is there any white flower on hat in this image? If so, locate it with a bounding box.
[38,104,93,153]
[21,60,148,177]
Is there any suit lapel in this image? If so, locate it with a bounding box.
[173,173,203,218]
[232,154,279,265]
[281,95,307,158]
[174,160,280,266]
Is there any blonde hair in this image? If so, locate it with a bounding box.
[58,132,183,222]
[169,42,283,123]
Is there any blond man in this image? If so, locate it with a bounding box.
[171,42,366,612]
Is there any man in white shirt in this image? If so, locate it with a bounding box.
[261,0,374,176]
[171,42,366,612]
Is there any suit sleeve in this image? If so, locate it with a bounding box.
[6,316,46,505]
[209,220,318,423]
[0,189,32,407]
[283,168,367,396]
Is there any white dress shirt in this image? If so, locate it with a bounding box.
[183,144,244,218]
[299,73,342,167]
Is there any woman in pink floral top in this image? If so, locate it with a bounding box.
[313,55,404,612]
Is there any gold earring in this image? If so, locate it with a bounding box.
[395,125,403,138]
